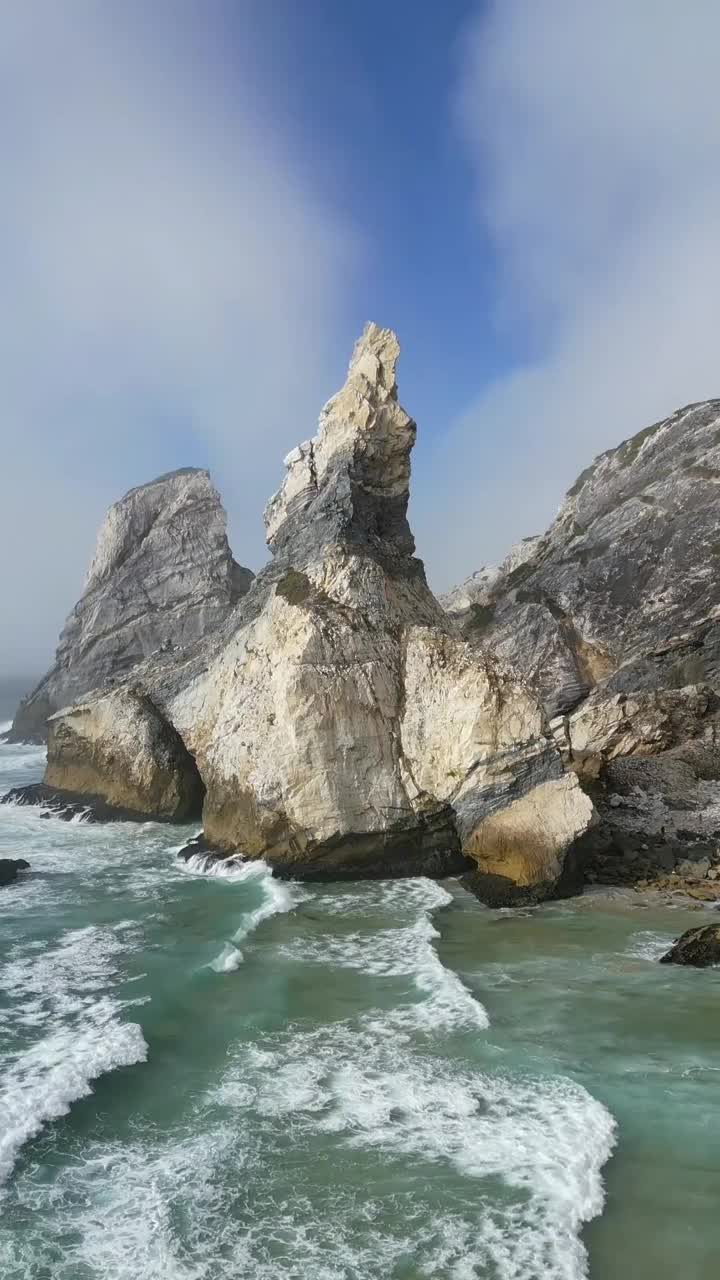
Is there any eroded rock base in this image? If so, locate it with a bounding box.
[1,782,194,825]
[178,809,471,882]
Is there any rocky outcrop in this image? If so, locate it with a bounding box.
[0,782,178,824]
[552,684,715,778]
[548,678,720,887]
[39,324,593,900]
[660,923,720,967]
[446,399,720,891]
[0,858,30,888]
[8,468,253,742]
[444,400,720,717]
[44,687,204,821]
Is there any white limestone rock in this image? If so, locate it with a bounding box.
[45,687,204,821]
[41,324,594,901]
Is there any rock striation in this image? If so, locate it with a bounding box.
[8,468,253,742]
[36,324,593,901]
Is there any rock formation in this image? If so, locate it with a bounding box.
[8,468,253,742]
[446,400,720,891]
[0,858,30,888]
[660,923,720,967]
[34,324,593,901]
[45,687,205,821]
[444,400,720,717]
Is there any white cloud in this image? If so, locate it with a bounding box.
[0,1,358,673]
[419,0,720,592]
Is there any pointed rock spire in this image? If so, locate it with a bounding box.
[264,323,416,556]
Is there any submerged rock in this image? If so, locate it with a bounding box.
[42,324,593,899]
[659,923,720,967]
[8,468,253,743]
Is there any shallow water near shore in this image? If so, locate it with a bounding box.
[0,729,718,1279]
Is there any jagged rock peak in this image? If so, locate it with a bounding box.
[264,323,416,557]
[8,467,253,742]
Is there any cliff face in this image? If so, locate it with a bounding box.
[8,468,253,742]
[444,400,720,716]
[40,325,593,901]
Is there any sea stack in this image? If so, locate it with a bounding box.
[8,468,253,742]
[37,325,593,899]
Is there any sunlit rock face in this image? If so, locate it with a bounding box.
[8,468,252,742]
[444,400,720,717]
[41,324,593,900]
[45,687,204,822]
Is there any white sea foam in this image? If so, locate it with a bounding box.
[0,861,617,1279]
[181,851,269,882]
[287,876,486,1032]
[3,1030,614,1280]
[206,877,615,1279]
[626,930,676,962]
[0,925,147,1186]
[208,1021,615,1280]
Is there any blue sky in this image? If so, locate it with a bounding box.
[2,1,720,672]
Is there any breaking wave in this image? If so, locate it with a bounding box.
[0,926,147,1187]
[181,854,299,970]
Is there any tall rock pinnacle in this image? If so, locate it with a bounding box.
[264,323,416,557]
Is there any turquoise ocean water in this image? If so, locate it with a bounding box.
[0,726,718,1279]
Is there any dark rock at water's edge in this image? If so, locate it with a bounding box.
[268,813,472,883]
[176,833,212,861]
[0,857,31,887]
[7,468,253,743]
[177,815,473,883]
[659,923,720,966]
[0,781,192,825]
